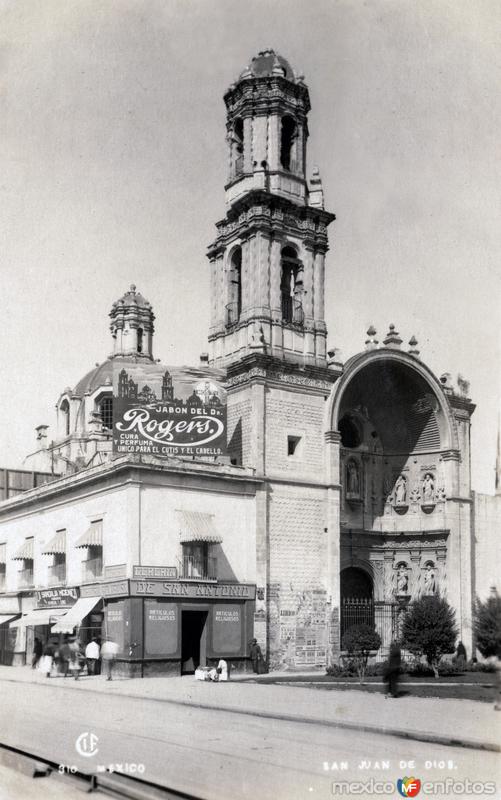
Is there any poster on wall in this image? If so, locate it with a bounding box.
[113,363,227,459]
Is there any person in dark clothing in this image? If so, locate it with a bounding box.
[59,640,71,678]
[249,638,263,674]
[32,637,43,669]
[384,641,401,698]
[456,641,467,667]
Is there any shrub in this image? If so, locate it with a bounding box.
[401,596,458,678]
[341,624,382,683]
[473,590,501,659]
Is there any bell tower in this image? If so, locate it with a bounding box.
[207,49,335,369]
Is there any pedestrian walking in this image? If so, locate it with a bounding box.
[384,641,401,698]
[85,638,100,676]
[101,637,119,681]
[249,638,263,674]
[39,640,55,678]
[68,638,82,680]
[455,640,467,668]
[59,639,71,677]
[32,637,43,669]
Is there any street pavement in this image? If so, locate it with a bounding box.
[0,665,498,752]
[0,671,499,800]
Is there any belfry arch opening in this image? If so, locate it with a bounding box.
[233,118,244,175]
[280,246,304,324]
[60,399,70,437]
[227,247,242,326]
[280,116,296,171]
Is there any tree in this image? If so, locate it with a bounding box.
[341,624,381,684]
[402,596,458,677]
[474,590,501,658]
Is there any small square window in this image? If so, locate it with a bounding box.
[287,435,301,456]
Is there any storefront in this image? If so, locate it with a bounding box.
[0,596,21,665]
[9,586,101,664]
[80,577,256,677]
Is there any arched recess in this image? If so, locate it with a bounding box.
[341,566,373,600]
[280,115,296,170]
[226,246,242,326]
[59,398,70,437]
[326,350,457,453]
[280,245,304,324]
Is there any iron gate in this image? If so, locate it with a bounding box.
[341,597,401,660]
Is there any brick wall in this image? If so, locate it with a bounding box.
[265,388,326,477]
[267,488,329,668]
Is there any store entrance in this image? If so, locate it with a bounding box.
[181,610,208,674]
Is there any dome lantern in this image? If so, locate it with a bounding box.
[109,284,155,360]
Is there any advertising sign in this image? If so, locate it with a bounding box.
[130,581,256,600]
[36,587,79,608]
[113,363,227,459]
[133,566,177,579]
[212,604,242,654]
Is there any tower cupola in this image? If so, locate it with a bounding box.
[225,48,310,208]
[109,284,155,360]
[207,51,335,369]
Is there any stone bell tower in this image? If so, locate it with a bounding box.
[207,49,335,369]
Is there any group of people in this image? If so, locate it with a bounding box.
[32,635,118,680]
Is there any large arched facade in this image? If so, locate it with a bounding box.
[324,348,475,660]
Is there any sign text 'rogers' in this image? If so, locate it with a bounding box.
[113,363,227,458]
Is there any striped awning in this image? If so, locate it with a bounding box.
[10,608,67,628]
[75,521,103,549]
[51,597,101,634]
[178,510,222,544]
[0,543,6,564]
[12,539,34,561]
[42,530,66,556]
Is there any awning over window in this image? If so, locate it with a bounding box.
[75,521,102,549]
[51,597,101,634]
[0,543,6,564]
[42,530,66,556]
[0,614,19,625]
[178,510,223,544]
[10,608,67,628]
[12,539,34,561]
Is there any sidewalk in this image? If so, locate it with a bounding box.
[1,665,499,753]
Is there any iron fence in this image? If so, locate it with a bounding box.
[341,597,402,660]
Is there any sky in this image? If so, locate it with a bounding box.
[1,0,499,492]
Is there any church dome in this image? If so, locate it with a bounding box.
[110,284,152,312]
[240,49,296,81]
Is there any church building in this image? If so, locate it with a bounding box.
[0,49,491,674]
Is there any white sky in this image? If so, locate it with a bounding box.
[1,0,499,492]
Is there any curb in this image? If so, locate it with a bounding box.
[1,675,499,754]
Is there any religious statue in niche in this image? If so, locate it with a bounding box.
[422,473,435,504]
[394,475,407,505]
[423,563,437,595]
[395,564,409,596]
[346,460,361,497]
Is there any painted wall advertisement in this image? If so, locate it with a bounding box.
[113,363,227,458]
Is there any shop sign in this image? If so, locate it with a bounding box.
[80,581,129,598]
[133,566,177,579]
[130,580,256,600]
[112,363,227,459]
[36,587,79,608]
[213,604,242,654]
